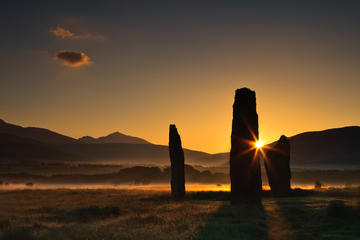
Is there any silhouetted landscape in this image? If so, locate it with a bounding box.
[2,1,360,239]
[2,108,359,240]
[1,119,359,167]
[1,119,359,188]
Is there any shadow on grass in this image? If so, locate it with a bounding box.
[187,189,360,240]
[138,189,316,240]
[193,203,269,240]
[274,196,360,240]
[188,189,319,240]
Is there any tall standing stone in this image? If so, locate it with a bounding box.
[169,124,185,199]
[264,135,291,196]
[230,88,262,204]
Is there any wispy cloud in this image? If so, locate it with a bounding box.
[73,33,106,41]
[54,51,92,67]
[49,26,74,39]
[49,26,105,40]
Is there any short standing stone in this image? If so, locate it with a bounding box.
[264,135,291,196]
[230,88,262,204]
[169,124,185,199]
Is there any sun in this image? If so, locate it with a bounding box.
[255,140,264,149]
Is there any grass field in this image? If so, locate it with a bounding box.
[0,188,359,240]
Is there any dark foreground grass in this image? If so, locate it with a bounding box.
[0,188,359,240]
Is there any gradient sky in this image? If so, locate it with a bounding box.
[1,1,360,153]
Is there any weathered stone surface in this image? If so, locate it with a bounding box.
[230,88,262,204]
[169,124,185,199]
[264,135,291,196]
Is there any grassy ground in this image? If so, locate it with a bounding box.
[0,188,359,240]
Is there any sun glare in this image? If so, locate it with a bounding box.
[255,140,264,149]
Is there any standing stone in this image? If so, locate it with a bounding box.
[264,135,291,196]
[169,124,185,199]
[230,88,262,204]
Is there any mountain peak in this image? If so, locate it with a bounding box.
[78,136,95,141]
[79,131,151,144]
[107,131,125,137]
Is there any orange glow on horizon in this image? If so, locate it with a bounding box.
[0,183,337,192]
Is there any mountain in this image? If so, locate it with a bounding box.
[0,119,150,145]
[0,119,76,144]
[56,143,220,166]
[78,132,151,144]
[1,119,359,168]
[288,126,360,167]
[0,119,217,165]
[0,133,76,162]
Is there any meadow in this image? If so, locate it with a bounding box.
[0,188,359,240]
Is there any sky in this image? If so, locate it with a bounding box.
[1,1,360,153]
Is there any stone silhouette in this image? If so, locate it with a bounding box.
[230,88,262,204]
[169,124,185,199]
[264,135,291,196]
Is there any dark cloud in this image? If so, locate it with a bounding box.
[55,51,92,67]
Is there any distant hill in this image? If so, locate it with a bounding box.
[0,133,76,162]
[288,126,360,167]
[0,119,359,168]
[0,119,217,165]
[0,119,76,144]
[0,119,151,145]
[78,132,151,144]
[56,142,220,166]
